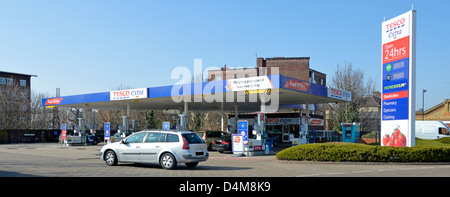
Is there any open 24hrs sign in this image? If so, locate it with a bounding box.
[381,10,416,147]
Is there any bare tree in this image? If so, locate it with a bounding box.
[327,62,379,132]
[0,84,31,129]
[29,91,53,129]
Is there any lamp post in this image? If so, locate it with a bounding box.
[422,89,427,120]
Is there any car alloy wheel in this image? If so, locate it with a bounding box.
[160,153,177,169]
[105,150,118,166]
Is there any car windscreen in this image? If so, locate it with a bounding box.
[182,133,205,144]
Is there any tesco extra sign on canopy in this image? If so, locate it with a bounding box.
[110,88,148,100]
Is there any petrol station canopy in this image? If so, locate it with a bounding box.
[42,74,352,113]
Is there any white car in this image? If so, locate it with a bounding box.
[99,130,209,169]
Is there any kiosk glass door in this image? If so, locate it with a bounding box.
[282,125,290,142]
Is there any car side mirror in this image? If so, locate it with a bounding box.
[121,139,127,144]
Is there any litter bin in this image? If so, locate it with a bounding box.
[265,137,273,154]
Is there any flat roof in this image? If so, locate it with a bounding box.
[42,74,351,113]
[0,70,38,77]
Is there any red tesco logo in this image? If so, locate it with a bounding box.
[113,90,130,97]
[386,18,405,30]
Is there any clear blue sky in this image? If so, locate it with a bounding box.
[0,0,449,110]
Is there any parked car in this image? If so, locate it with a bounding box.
[196,130,227,150]
[87,135,101,145]
[99,130,209,169]
[211,135,232,153]
[416,121,450,140]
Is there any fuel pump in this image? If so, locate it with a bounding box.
[131,119,137,133]
[121,116,129,136]
[298,117,308,144]
[78,117,86,145]
[228,118,237,134]
[178,114,186,131]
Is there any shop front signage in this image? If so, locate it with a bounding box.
[381,10,416,147]
[266,118,299,125]
[266,117,324,126]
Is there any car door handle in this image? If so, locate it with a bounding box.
[156,146,160,148]
[136,146,140,148]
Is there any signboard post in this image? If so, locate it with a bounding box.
[381,10,416,147]
[232,134,244,155]
[162,121,170,130]
[104,122,110,144]
[62,124,67,147]
[238,120,248,145]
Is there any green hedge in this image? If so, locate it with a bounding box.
[276,141,450,162]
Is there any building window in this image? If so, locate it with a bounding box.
[245,74,250,78]
[233,74,238,79]
[0,78,5,85]
[7,78,13,85]
[20,80,26,87]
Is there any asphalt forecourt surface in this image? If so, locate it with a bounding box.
[0,142,449,177]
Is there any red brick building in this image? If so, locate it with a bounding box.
[208,57,326,86]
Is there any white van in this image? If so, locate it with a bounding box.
[415,121,450,140]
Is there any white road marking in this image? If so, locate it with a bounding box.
[353,170,372,173]
[296,174,320,177]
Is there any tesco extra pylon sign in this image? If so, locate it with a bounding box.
[110,88,148,101]
[381,10,416,147]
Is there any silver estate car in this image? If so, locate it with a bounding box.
[100,130,209,169]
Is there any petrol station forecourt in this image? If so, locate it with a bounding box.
[42,73,352,151]
[41,72,450,163]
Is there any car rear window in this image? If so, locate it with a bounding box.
[167,134,179,142]
[206,132,222,138]
[182,133,205,144]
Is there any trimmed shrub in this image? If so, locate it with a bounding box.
[276,142,450,162]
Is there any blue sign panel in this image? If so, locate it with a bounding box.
[382,58,410,121]
[238,120,248,145]
[104,122,110,140]
[162,122,170,130]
